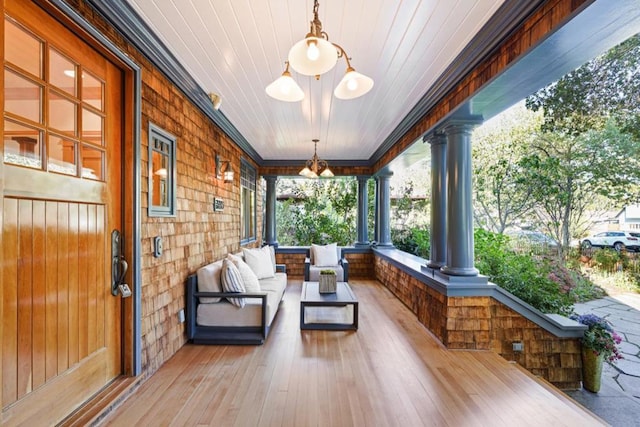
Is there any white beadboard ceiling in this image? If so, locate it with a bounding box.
[125,0,506,161]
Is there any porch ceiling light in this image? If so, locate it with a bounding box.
[299,139,333,178]
[266,0,373,102]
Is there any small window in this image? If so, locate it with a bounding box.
[148,123,177,217]
[240,160,256,244]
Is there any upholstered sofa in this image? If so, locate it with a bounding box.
[304,243,349,282]
[186,247,287,345]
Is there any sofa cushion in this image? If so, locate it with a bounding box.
[197,272,287,328]
[268,245,276,272]
[243,246,275,279]
[221,259,245,307]
[227,253,261,293]
[312,243,339,266]
[196,260,223,303]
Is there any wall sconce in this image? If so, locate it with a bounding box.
[208,92,222,110]
[215,153,234,183]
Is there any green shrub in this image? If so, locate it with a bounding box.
[475,229,574,315]
[391,227,430,258]
[592,248,622,272]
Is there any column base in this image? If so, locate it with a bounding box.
[354,241,371,248]
[264,241,279,248]
[440,265,479,276]
[375,242,394,248]
[427,260,445,269]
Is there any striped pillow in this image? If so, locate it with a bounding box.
[221,258,246,308]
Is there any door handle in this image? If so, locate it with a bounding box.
[111,230,132,298]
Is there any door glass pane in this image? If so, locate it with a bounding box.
[5,69,42,123]
[3,119,42,168]
[49,49,76,96]
[49,90,77,135]
[82,108,103,145]
[4,18,42,78]
[82,72,103,111]
[81,144,103,180]
[48,134,77,176]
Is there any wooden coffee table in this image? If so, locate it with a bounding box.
[300,281,358,330]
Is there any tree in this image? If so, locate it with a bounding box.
[521,34,640,251]
[472,104,541,233]
[526,34,640,137]
[518,119,640,250]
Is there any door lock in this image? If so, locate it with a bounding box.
[111,230,131,298]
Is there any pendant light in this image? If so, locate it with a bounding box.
[299,139,334,178]
[266,0,373,101]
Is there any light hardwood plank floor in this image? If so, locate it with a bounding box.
[101,280,605,427]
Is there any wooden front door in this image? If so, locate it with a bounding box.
[1,1,124,424]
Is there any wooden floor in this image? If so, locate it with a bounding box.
[101,280,605,427]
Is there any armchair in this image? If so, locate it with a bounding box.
[304,243,349,282]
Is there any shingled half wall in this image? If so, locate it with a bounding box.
[373,252,583,390]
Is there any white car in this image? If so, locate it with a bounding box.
[580,231,640,252]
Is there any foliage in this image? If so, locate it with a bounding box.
[520,35,640,249]
[516,119,640,251]
[526,34,640,137]
[575,248,640,294]
[390,180,429,229]
[320,269,336,275]
[472,105,541,233]
[592,248,623,272]
[391,227,430,258]
[474,229,574,315]
[276,178,359,246]
[569,313,623,363]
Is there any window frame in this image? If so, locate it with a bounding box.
[147,123,177,217]
[240,158,257,245]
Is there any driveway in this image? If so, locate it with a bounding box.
[565,293,640,426]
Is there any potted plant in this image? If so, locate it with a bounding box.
[570,313,623,392]
[319,269,337,293]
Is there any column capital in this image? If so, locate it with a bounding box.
[374,171,393,180]
[263,175,279,182]
[356,175,371,182]
[422,130,447,145]
[440,116,484,136]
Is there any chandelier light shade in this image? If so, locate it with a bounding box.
[299,139,334,178]
[334,67,375,100]
[265,61,305,102]
[266,0,373,101]
[288,37,337,76]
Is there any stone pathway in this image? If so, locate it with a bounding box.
[565,293,640,426]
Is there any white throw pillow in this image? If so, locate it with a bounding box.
[227,254,261,293]
[267,245,277,273]
[221,259,246,308]
[312,243,339,267]
[196,261,223,303]
[243,246,275,279]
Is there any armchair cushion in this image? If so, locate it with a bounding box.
[305,244,349,282]
[311,243,339,267]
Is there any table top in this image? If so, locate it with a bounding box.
[301,281,357,303]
